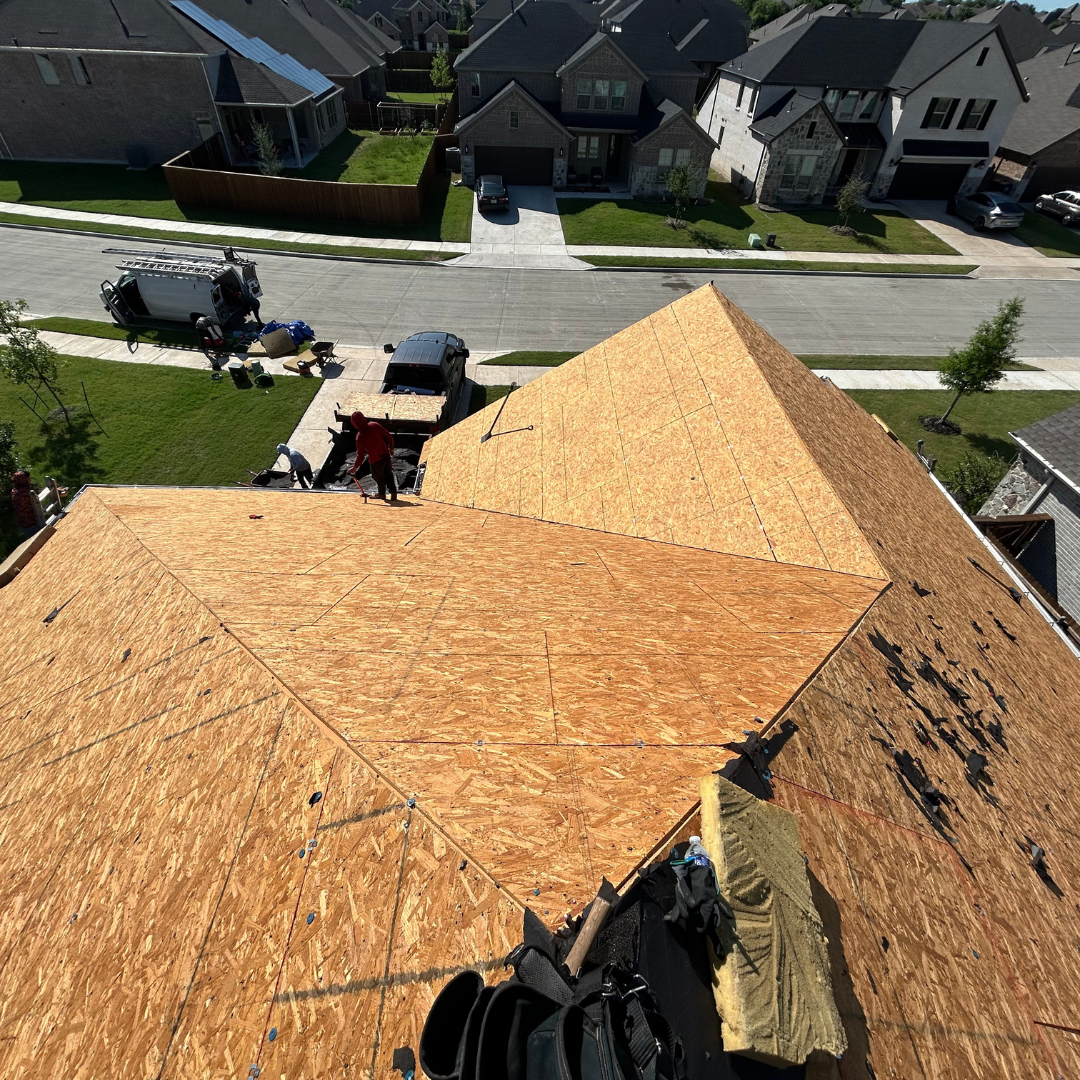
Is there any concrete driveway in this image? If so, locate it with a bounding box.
[890,200,1041,257]
[454,185,589,270]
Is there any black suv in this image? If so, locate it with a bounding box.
[381,331,469,415]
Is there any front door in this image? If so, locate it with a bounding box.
[606,135,621,179]
[835,149,858,188]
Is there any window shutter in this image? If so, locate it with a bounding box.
[920,98,939,128]
[977,99,996,130]
[943,98,959,128]
[956,99,975,129]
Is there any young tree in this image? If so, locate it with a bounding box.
[0,299,69,428]
[430,50,454,102]
[666,161,698,228]
[0,420,19,487]
[834,174,869,233]
[936,296,1025,425]
[252,122,283,176]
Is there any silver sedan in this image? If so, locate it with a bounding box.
[947,190,1025,230]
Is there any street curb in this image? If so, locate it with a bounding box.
[0,219,458,266]
[579,264,981,279]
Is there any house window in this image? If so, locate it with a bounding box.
[977,46,989,66]
[593,79,610,110]
[748,86,758,114]
[576,78,624,111]
[717,125,725,146]
[576,135,600,159]
[674,148,691,166]
[68,55,91,85]
[611,81,627,111]
[858,91,879,119]
[806,120,816,139]
[509,109,518,129]
[576,79,592,109]
[34,54,60,85]
[957,98,996,130]
[778,152,818,192]
[921,97,959,129]
[471,73,480,97]
[735,80,745,109]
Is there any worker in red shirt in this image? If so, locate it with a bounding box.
[348,411,398,501]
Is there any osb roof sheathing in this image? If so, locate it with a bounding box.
[0,483,881,1079]
[418,285,886,581]
[419,283,1080,1080]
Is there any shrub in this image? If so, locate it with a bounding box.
[943,451,1009,515]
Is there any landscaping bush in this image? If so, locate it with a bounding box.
[942,450,1010,515]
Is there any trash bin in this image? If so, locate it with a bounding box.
[248,360,264,377]
[228,362,250,387]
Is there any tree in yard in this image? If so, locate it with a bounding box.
[430,50,454,102]
[665,160,699,229]
[0,299,70,429]
[252,121,283,176]
[750,0,787,27]
[833,174,869,234]
[0,420,19,489]
[944,451,1009,515]
[933,297,1025,428]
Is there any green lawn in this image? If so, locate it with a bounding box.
[292,130,433,185]
[582,255,974,273]
[0,159,472,244]
[468,383,512,415]
[1013,211,1080,259]
[0,353,321,557]
[386,92,449,103]
[845,390,1080,477]
[24,317,201,349]
[800,354,1036,371]
[558,181,958,254]
[481,351,578,366]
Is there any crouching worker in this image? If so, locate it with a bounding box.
[275,443,314,488]
[348,411,397,502]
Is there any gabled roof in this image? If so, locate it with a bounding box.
[214,52,314,106]
[632,90,718,139]
[749,89,842,141]
[749,2,850,47]
[968,0,1060,62]
[556,31,649,81]
[999,46,1080,155]
[727,17,1025,98]
[615,28,705,75]
[455,0,596,71]
[1011,400,1080,489]
[606,0,749,65]
[455,78,573,136]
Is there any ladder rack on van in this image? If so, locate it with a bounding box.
[101,248,249,277]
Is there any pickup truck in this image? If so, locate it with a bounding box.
[314,331,469,493]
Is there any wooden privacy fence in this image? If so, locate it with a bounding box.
[164,138,437,228]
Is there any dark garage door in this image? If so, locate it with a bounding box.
[887,162,971,200]
[474,146,553,185]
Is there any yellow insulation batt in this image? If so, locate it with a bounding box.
[698,774,846,1067]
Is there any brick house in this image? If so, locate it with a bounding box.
[697,18,1027,205]
[978,402,1080,634]
[989,43,1080,199]
[352,0,452,51]
[0,0,394,166]
[454,0,716,192]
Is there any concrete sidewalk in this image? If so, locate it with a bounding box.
[0,200,469,254]
[816,368,1080,390]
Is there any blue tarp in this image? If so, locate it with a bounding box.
[261,320,315,346]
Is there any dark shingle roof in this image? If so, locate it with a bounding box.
[608,0,749,64]
[967,1,1059,62]
[616,29,703,75]
[0,0,210,51]
[632,93,689,138]
[727,17,1007,95]
[215,52,311,105]
[1014,402,1080,488]
[749,88,821,138]
[749,2,849,46]
[999,48,1080,156]
[455,1,596,70]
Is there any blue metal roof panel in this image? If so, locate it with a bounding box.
[170,0,336,97]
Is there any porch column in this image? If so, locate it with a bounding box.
[286,106,303,168]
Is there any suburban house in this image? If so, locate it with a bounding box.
[0,0,394,166]
[599,0,750,96]
[697,18,1027,205]
[968,1,1062,63]
[749,3,853,46]
[469,0,600,44]
[454,0,716,191]
[351,0,453,50]
[978,402,1080,640]
[990,42,1080,197]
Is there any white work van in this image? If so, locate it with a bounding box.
[99,247,263,328]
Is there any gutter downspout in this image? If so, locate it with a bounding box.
[1021,477,1053,515]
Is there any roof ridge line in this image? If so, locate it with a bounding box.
[86,490,526,917]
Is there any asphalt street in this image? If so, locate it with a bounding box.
[4,225,1080,356]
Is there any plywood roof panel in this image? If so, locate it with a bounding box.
[420,286,886,581]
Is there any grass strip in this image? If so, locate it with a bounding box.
[24,316,200,349]
[468,384,512,415]
[798,354,1037,371]
[582,255,977,274]
[0,211,455,261]
[480,351,578,367]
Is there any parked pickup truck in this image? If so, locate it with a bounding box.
[314,330,469,493]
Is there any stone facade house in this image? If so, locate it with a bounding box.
[454,0,715,193]
[989,43,1080,199]
[978,402,1080,637]
[353,0,451,51]
[697,18,1027,205]
[0,0,394,166]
